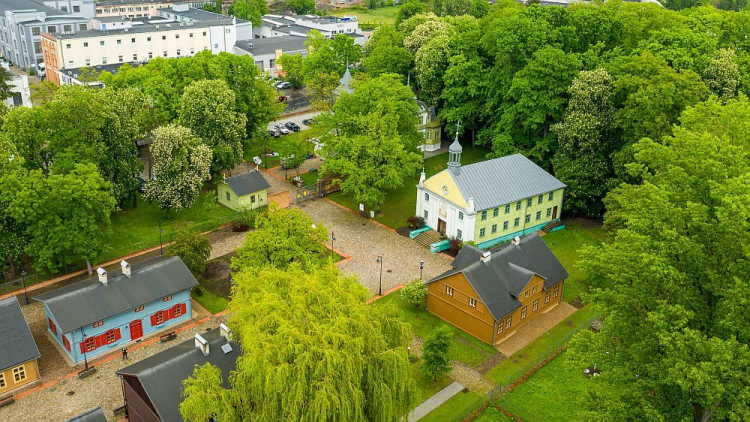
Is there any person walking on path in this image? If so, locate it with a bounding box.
[122,347,128,360]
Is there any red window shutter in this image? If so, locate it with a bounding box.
[180,303,186,316]
[114,328,121,342]
[80,341,86,354]
[95,334,103,348]
[63,336,70,351]
[48,318,57,335]
[151,313,158,326]
[168,307,175,320]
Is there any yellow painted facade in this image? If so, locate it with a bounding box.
[217,182,268,211]
[0,360,39,395]
[474,188,564,241]
[423,170,467,209]
[492,275,563,345]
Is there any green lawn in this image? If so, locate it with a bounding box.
[103,191,235,262]
[497,351,593,422]
[192,286,230,314]
[327,144,490,230]
[412,364,453,403]
[474,406,517,422]
[289,169,320,186]
[420,390,483,422]
[542,219,607,302]
[372,291,498,367]
[484,306,597,385]
[329,6,400,27]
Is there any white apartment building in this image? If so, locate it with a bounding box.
[254,14,361,39]
[95,0,179,18]
[160,3,252,40]
[42,18,237,85]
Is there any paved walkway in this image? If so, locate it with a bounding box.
[496,302,578,356]
[408,381,466,422]
[297,199,452,294]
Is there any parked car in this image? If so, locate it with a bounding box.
[284,122,301,132]
[302,118,314,126]
[136,176,147,193]
[276,81,291,89]
[268,129,280,138]
[274,124,289,135]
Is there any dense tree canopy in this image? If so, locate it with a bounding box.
[181,265,417,422]
[568,97,750,422]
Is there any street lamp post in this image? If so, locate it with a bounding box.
[420,260,424,281]
[376,255,383,296]
[331,232,336,257]
[20,270,29,305]
[81,328,90,371]
[159,222,165,255]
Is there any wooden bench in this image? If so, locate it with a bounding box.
[160,331,177,343]
[0,395,14,408]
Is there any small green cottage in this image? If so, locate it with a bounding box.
[218,170,271,211]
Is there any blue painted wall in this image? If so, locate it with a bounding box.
[44,289,193,363]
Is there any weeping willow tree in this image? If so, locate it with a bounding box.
[181,264,417,422]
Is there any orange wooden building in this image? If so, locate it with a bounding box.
[426,233,567,346]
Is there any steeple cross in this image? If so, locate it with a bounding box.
[455,121,461,135]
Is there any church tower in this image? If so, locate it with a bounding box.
[448,122,462,175]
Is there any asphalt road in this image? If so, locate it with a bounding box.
[268,110,322,133]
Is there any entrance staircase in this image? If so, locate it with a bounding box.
[414,229,442,249]
[541,220,564,234]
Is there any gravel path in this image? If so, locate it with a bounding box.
[449,361,494,395]
[496,302,578,357]
[297,199,453,294]
[0,301,224,422]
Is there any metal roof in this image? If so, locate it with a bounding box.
[235,35,308,57]
[428,233,568,320]
[440,153,566,211]
[0,297,40,370]
[224,170,271,197]
[34,257,199,333]
[117,327,239,422]
[64,407,107,422]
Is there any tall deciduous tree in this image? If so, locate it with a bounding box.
[552,69,618,217]
[396,0,427,27]
[278,54,305,89]
[702,48,741,101]
[178,79,247,176]
[181,265,417,422]
[231,206,327,270]
[231,0,267,26]
[287,0,315,14]
[568,97,750,422]
[304,31,362,80]
[321,74,423,210]
[362,26,413,79]
[144,125,212,215]
[414,35,452,106]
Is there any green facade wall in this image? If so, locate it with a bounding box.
[217,182,268,211]
[472,188,564,242]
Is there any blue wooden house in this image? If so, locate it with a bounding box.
[34,257,199,364]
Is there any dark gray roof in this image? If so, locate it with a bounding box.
[416,100,436,120]
[224,170,271,197]
[0,0,64,15]
[428,233,568,320]
[34,257,199,333]
[235,35,308,57]
[65,407,107,422]
[117,328,239,422]
[98,0,179,5]
[162,6,227,21]
[0,297,40,370]
[61,61,133,76]
[441,153,566,211]
[53,19,229,39]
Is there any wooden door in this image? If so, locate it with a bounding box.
[129,320,143,341]
[437,219,446,235]
[552,206,558,220]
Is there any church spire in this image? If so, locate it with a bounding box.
[448,121,462,175]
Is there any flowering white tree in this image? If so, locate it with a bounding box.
[144,125,212,215]
[702,48,741,101]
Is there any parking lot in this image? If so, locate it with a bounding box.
[267,110,322,134]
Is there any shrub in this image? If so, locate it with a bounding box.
[448,237,463,256]
[400,279,427,308]
[167,230,211,275]
[421,326,452,381]
[407,216,425,229]
[233,207,260,232]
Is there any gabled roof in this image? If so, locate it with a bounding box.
[427,234,568,320]
[117,327,239,422]
[65,407,107,422]
[224,170,271,197]
[0,297,40,370]
[34,257,198,333]
[431,154,566,211]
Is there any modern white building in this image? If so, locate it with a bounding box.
[42,17,237,85]
[159,3,252,40]
[1,61,30,107]
[234,35,307,73]
[415,133,566,251]
[95,0,179,18]
[254,14,362,41]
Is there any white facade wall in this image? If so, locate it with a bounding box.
[56,23,232,69]
[416,185,476,242]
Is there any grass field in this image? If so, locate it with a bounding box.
[484,306,597,385]
[473,406,517,422]
[192,286,230,314]
[497,351,593,421]
[328,6,400,27]
[327,144,490,230]
[372,290,498,367]
[420,390,484,422]
[104,191,235,262]
[542,219,607,302]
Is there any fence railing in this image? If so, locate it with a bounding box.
[443,313,600,422]
[0,273,39,296]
